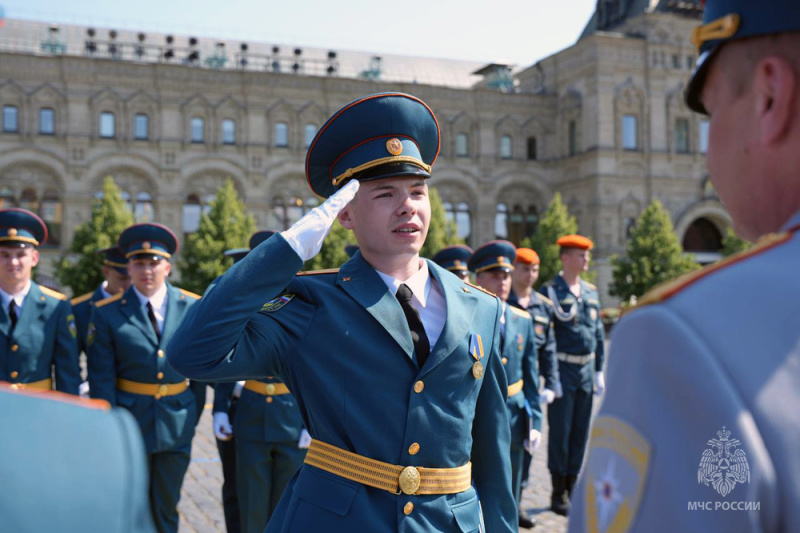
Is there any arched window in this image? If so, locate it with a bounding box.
[222,119,236,145]
[304,124,317,148]
[527,137,537,160]
[39,108,55,135]
[19,188,38,213]
[99,112,115,138]
[203,194,216,215]
[39,189,62,246]
[191,117,205,143]
[134,113,149,140]
[183,194,202,237]
[3,106,18,133]
[682,218,723,252]
[119,190,133,212]
[275,122,289,147]
[495,203,508,239]
[134,192,154,222]
[456,133,469,157]
[500,135,513,159]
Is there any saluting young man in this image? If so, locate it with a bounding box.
[168,93,516,533]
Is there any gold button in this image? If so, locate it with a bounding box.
[121,299,127,304]
[413,380,424,393]
[11,344,19,352]
[10,371,18,379]
[403,502,414,515]
[266,397,273,404]
[40,296,45,301]
[157,372,164,379]
[502,357,508,365]
[157,349,164,358]
[408,442,420,455]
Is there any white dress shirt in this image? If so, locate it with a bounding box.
[375,260,446,351]
[132,283,168,334]
[0,280,32,313]
[100,281,112,300]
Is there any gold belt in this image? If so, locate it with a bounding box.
[9,378,52,391]
[557,352,595,365]
[116,378,188,398]
[304,439,472,496]
[507,379,523,397]
[244,380,290,396]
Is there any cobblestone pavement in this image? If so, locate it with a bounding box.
[179,399,568,533]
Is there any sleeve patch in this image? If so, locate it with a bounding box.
[260,293,296,313]
[67,314,77,338]
[87,322,96,346]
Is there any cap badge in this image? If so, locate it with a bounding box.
[7,228,17,237]
[386,138,403,156]
[142,241,151,250]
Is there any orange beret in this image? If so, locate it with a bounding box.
[514,248,540,265]
[556,234,594,250]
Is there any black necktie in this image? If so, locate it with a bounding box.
[8,300,18,334]
[147,302,161,341]
[396,284,430,368]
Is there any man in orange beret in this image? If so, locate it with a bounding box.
[508,247,559,527]
[538,235,605,516]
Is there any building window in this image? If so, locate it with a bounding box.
[304,124,317,148]
[686,55,694,70]
[134,113,149,140]
[622,114,638,150]
[134,192,154,222]
[568,121,577,156]
[699,120,709,154]
[506,204,539,245]
[19,188,38,213]
[495,203,508,239]
[271,195,319,229]
[3,105,18,133]
[39,108,55,135]
[527,137,537,160]
[444,201,472,243]
[99,112,115,138]
[672,55,680,69]
[500,135,512,159]
[0,187,16,208]
[39,189,62,246]
[275,122,289,147]
[191,117,205,143]
[456,133,469,157]
[675,118,689,153]
[222,119,236,145]
[183,194,202,236]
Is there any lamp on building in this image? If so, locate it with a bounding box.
[108,30,118,58]
[292,48,302,74]
[135,32,146,59]
[327,50,338,76]
[85,28,96,55]
[187,37,199,64]
[271,45,281,72]
[164,34,174,60]
[239,42,248,68]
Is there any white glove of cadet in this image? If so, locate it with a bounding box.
[297,429,312,449]
[524,429,542,454]
[233,380,245,399]
[594,371,605,396]
[539,388,556,405]
[553,381,564,399]
[281,180,360,262]
[213,412,234,441]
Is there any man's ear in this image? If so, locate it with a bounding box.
[338,205,355,230]
[756,56,796,146]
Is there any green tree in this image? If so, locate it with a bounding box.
[420,186,464,259]
[303,219,357,271]
[521,192,579,287]
[610,199,700,302]
[720,226,752,257]
[55,176,134,296]
[178,179,256,294]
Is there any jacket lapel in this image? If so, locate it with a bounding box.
[336,253,414,358]
[119,286,159,345]
[418,261,479,378]
[159,284,184,348]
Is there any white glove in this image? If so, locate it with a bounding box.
[594,371,605,396]
[213,412,234,441]
[539,388,556,405]
[554,381,564,399]
[297,428,312,449]
[79,381,90,398]
[233,380,245,399]
[281,180,360,261]
[524,429,542,454]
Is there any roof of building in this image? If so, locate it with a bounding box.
[579,0,703,39]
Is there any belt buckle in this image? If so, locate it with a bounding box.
[399,466,421,495]
[158,384,169,397]
[265,383,276,395]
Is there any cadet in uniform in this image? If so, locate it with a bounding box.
[538,234,604,516]
[1,383,156,533]
[508,247,559,528]
[569,1,800,531]
[168,93,516,533]
[214,230,309,533]
[71,246,131,379]
[87,223,204,533]
[469,240,542,530]
[431,244,473,281]
[0,208,80,394]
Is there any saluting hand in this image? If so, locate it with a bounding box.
[281,179,360,262]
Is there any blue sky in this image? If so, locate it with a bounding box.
[2,0,598,67]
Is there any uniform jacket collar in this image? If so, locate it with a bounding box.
[0,282,47,340]
[118,283,186,348]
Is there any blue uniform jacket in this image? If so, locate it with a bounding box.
[1,282,81,394]
[215,377,305,443]
[167,235,516,533]
[87,283,205,453]
[71,285,106,355]
[501,303,543,434]
[508,289,559,390]
[539,276,605,381]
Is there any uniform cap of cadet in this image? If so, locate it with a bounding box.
[556,235,593,251]
[0,208,47,248]
[468,240,517,274]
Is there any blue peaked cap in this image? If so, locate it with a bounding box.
[0,208,47,248]
[468,240,517,274]
[432,245,473,273]
[306,93,440,198]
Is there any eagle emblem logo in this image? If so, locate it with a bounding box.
[698,426,750,497]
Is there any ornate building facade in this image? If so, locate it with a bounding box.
[0,0,725,303]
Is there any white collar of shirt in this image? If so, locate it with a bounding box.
[132,284,168,330]
[0,280,32,310]
[100,280,112,300]
[375,260,431,307]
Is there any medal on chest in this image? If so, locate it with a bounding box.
[469,333,484,379]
